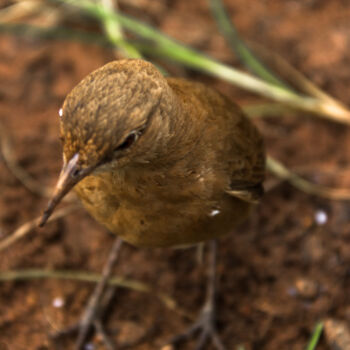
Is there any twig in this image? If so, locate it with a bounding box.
[249,41,344,107]
[0,121,76,202]
[0,268,193,319]
[0,121,53,198]
[267,157,350,200]
[0,0,64,27]
[0,1,42,22]
[0,204,80,252]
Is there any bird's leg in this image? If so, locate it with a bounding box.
[165,240,226,350]
[51,236,123,350]
[75,237,122,350]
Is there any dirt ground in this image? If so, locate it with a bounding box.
[1,1,350,349]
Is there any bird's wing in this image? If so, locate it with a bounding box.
[225,108,266,204]
[226,182,264,204]
[166,76,265,205]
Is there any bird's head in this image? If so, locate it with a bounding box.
[39,59,172,226]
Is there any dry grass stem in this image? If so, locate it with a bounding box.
[0,204,80,252]
[0,268,193,319]
[267,157,350,200]
[250,41,345,107]
[0,121,52,197]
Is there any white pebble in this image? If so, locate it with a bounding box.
[58,108,63,117]
[84,343,95,350]
[315,210,328,225]
[52,297,65,308]
[209,209,220,217]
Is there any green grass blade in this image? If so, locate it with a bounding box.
[306,322,324,350]
[57,0,324,113]
[99,0,142,58]
[209,0,286,89]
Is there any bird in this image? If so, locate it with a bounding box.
[39,59,265,350]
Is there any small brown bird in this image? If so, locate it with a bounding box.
[40,59,265,349]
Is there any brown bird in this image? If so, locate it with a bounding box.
[40,59,265,349]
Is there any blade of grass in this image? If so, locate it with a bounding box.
[249,41,346,107]
[267,157,350,200]
[306,322,323,350]
[208,0,286,89]
[99,0,141,58]
[55,0,350,125]
[0,269,192,319]
[0,1,42,22]
[0,204,81,252]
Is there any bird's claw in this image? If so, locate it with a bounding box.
[164,307,226,350]
[50,317,115,350]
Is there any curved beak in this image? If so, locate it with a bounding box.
[39,153,94,227]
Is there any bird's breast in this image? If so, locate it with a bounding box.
[74,168,251,247]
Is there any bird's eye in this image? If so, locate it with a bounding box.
[114,132,138,152]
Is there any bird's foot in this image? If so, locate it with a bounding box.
[50,301,116,350]
[164,240,225,350]
[165,301,225,350]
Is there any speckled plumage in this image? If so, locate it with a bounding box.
[45,59,265,247]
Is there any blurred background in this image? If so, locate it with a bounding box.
[0,1,350,349]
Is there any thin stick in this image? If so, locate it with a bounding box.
[267,156,350,200]
[249,41,344,107]
[0,204,80,252]
[0,1,42,22]
[0,268,193,319]
[0,121,53,198]
[75,237,122,350]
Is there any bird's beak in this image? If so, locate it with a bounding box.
[39,153,94,227]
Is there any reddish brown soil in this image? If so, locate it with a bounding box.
[1,1,350,349]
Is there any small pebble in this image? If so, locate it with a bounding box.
[295,278,319,299]
[287,286,298,297]
[84,343,95,350]
[315,210,328,225]
[52,297,65,308]
[161,346,174,350]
